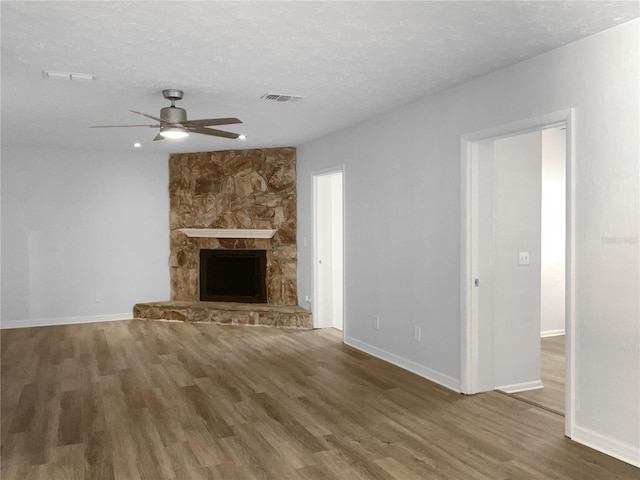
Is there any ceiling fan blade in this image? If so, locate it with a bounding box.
[152,133,165,141]
[90,124,158,128]
[130,110,169,124]
[184,117,242,127]
[189,126,240,139]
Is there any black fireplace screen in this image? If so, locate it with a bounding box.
[199,249,267,303]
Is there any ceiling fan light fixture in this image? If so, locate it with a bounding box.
[91,89,241,141]
[159,126,189,139]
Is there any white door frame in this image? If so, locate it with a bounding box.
[312,166,346,333]
[460,109,576,437]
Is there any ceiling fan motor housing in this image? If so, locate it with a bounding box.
[162,89,184,101]
[161,106,187,124]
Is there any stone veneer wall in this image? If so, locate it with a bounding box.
[169,147,298,305]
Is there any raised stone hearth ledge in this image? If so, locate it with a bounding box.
[178,228,277,239]
[134,301,312,329]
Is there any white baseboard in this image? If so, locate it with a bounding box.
[1,313,133,329]
[496,380,544,394]
[541,329,565,338]
[343,336,461,393]
[572,424,640,468]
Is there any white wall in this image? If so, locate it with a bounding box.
[1,147,170,327]
[297,20,639,463]
[541,127,566,335]
[492,131,542,390]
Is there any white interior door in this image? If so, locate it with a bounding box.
[473,140,497,393]
[313,170,344,331]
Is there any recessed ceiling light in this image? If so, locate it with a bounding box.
[239,135,247,140]
[133,143,141,148]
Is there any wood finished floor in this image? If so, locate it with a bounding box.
[2,321,638,480]
[510,335,565,415]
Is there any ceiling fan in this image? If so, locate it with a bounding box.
[90,89,243,141]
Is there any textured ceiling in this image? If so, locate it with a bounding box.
[2,1,638,154]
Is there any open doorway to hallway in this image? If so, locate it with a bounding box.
[508,126,566,416]
[460,108,575,437]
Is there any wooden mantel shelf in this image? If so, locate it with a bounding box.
[178,228,277,239]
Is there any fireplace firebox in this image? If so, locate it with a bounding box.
[199,249,267,303]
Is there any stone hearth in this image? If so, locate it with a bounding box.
[134,147,312,328]
[134,301,311,328]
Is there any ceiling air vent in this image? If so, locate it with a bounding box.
[261,93,306,103]
[43,70,96,81]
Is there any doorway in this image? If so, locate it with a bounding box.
[313,168,344,331]
[491,126,566,415]
[506,126,567,415]
[460,109,575,437]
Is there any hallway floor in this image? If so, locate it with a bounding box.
[510,335,565,415]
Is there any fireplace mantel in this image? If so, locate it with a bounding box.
[178,228,277,239]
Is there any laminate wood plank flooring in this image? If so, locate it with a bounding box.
[510,335,565,415]
[2,321,637,479]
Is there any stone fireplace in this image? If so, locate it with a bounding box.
[133,147,312,328]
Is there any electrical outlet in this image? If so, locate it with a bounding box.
[374,315,380,330]
[414,326,421,342]
[95,293,103,303]
[519,251,530,266]
[305,295,311,303]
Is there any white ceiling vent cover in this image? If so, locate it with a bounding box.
[261,93,306,103]
[43,70,96,81]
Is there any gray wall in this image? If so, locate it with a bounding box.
[1,147,170,326]
[297,20,639,462]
